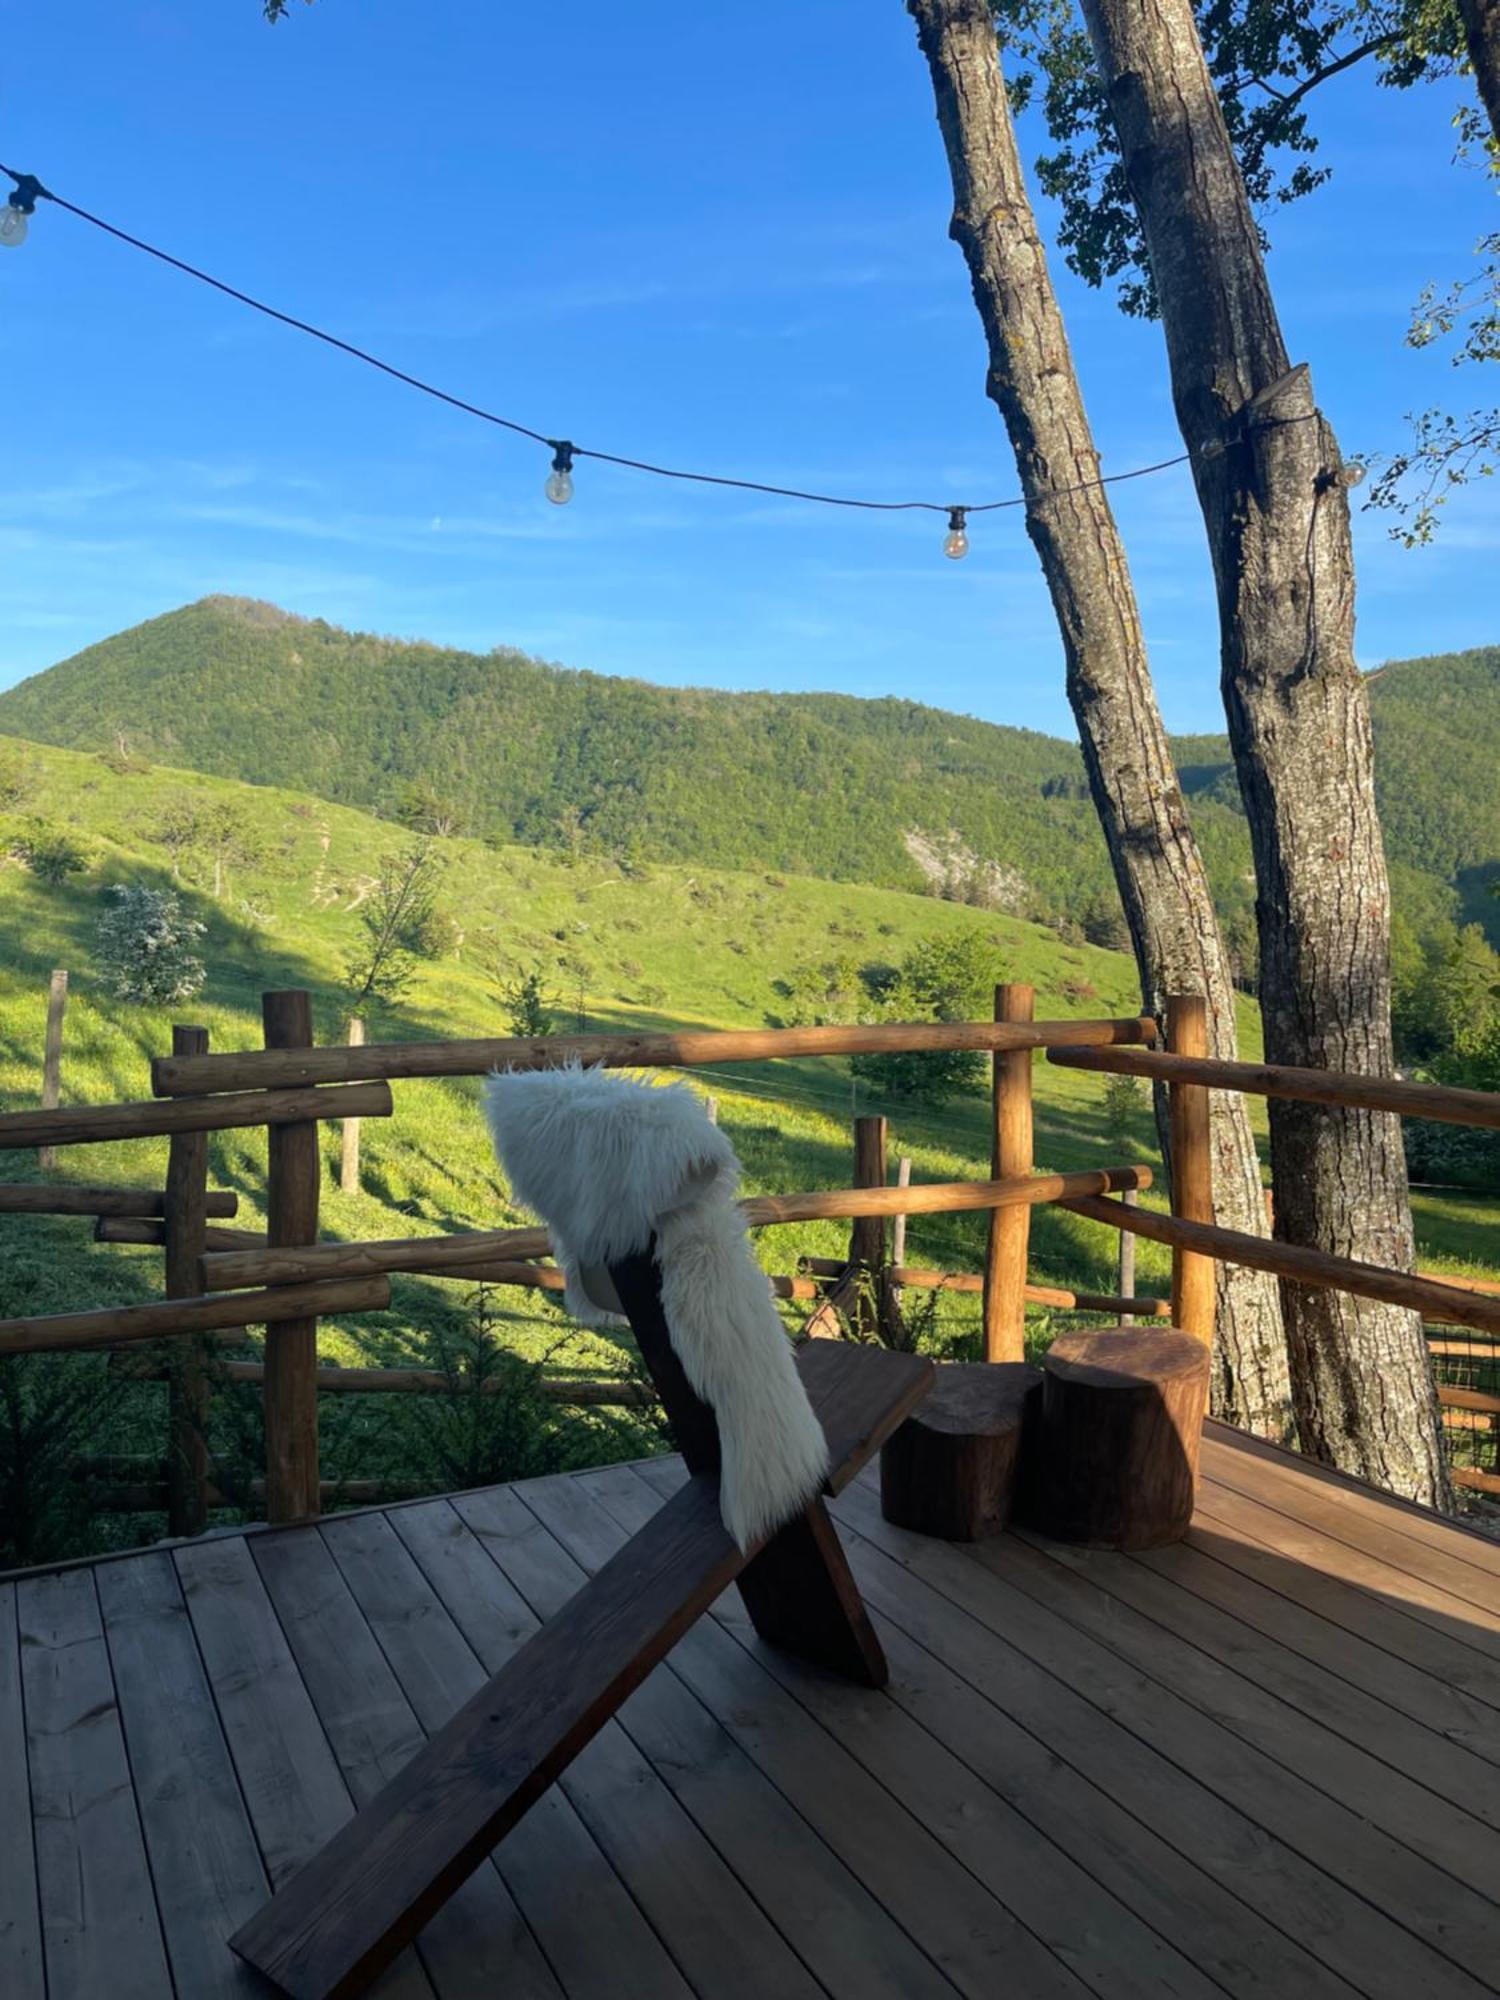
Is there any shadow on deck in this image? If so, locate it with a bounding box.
[4,1423,1499,2000]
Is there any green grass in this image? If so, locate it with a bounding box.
[1,734,1495,1556]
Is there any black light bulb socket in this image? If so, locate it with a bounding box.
[549,440,575,475]
[6,173,43,215]
[947,507,967,534]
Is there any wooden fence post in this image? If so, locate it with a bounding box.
[850,1115,888,1339]
[1166,994,1215,1344]
[1118,1187,1138,1323]
[38,969,68,1171]
[164,1024,211,1537]
[890,1156,912,1285]
[339,1016,366,1196]
[983,983,1034,1362]
[263,991,322,1522]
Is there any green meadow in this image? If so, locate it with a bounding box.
[2,735,1496,1556]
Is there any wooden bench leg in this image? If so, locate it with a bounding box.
[737,1497,887,1685]
[609,1251,913,1686]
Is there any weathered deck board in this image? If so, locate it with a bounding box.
[1193,1479,1500,1710]
[0,1582,44,2000]
[250,1524,563,2000]
[3,1427,1499,2000]
[18,1567,174,2000]
[836,1473,1495,2000]
[93,1552,270,1998]
[175,1534,435,2000]
[518,1467,1090,2000]
[386,1497,827,2000]
[314,1507,689,2000]
[600,1458,1221,2000]
[1204,1427,1500,1619]
[451,1481,957,2000]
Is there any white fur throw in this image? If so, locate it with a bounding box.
[480,1063,830,1550]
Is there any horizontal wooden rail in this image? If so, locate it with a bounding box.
[199,1165,1153,1292]
[0,1082,393,1153]
[1419,1271,1500,1298]
[1428,1335,1500,1357]
[150,1015,1161,1097]
[118,1360,656,1405]
[796,1254,1168,1315]
[1440,1408,1497,1433]
[380,1254,819,1302]
[1437,1382,1500,1416]
[1048,1044,1500,1131]
[1453,1466,1500,1496]
[1062,1193,1500,1339]
[0,1276,391,1356]
[95,1217,265,1251]
[0,1183,240,1217]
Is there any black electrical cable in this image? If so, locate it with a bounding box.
[8,162,1338,522]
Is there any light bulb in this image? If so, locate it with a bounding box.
[1341,459,1367,489]
[943,507,969,560]
[545,440,575,506]
[0,204,29,249]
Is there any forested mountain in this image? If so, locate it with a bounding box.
[1,597,1494,941]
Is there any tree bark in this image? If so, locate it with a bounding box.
[907,0,1292,1435]
[1076,0,1450,1505]
[1457,0,1500,144]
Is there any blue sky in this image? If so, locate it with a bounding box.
[2,0,1495,735]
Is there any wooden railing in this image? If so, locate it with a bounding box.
[2,985,1497,1521]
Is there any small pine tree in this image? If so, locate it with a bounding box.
[94,885,207,1004]
[1101,1073,1147,1155]
[500,965,555,1038]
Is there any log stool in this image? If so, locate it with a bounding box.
[1036,1327,1210,1550]
[880,1361,1041,1541]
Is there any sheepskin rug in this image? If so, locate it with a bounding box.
[481,1063,829,1549]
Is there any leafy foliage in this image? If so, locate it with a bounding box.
[851,929,1010,1104]
[5,599,1498,955]
[496,963,557,1038]
[94,883,207,1004]
[8,819,88,884]
[344,841,448,1013]
[1000,0,1471,317]
[1369,231,1499,541]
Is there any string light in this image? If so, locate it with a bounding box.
[0,172,41,249]
[0,159,1329,558]
[544,440,575,506]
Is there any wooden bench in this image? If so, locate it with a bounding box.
[230,1248,932,2000]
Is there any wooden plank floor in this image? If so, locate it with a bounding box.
[4,1422,1499,1999]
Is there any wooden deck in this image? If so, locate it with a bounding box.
[4,1422,1500,2000]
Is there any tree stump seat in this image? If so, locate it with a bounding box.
[880,1360,1042,1541]
[1035,1326,1210,1550]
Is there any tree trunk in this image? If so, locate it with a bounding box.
[1457,0,1500,143]
[907,0,1292,1435]
[1077,0,1450,1506]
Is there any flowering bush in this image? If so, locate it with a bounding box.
[94,884,207,1004]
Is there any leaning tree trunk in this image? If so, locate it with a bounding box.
[1077,0,1450,1505]
[907,0,1292,1435]
[1457,0,1500,143]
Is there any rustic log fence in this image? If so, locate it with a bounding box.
[2,989,1497,1526]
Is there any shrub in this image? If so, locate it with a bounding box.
[94,884,207,1003]
[11,820,88,884]
[499,965,556,1038]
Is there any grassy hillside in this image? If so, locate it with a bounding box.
[3,738,1495,1558]
[3,602,1497,944]
[0,596,1253,932]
